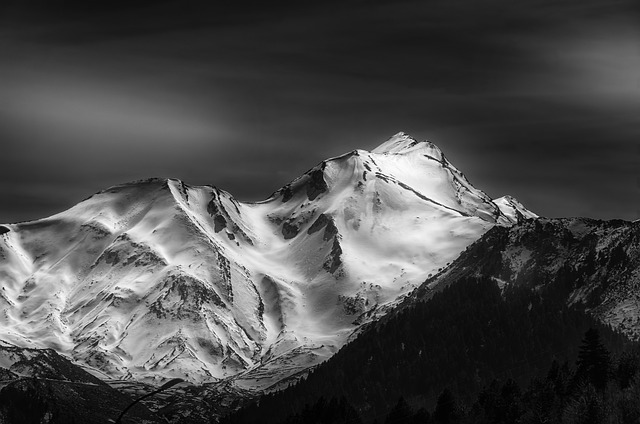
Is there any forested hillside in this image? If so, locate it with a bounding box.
[223,276,633,423]
[258,329,640,424]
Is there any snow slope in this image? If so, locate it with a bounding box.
[0,132,534,387]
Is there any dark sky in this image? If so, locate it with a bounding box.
[0,0,638,223]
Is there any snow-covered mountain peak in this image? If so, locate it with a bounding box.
[267,133,492,214]
[0,132,536,387]
[371,132,443,159]
[493,195,538,223]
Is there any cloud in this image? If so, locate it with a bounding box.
[0,67,228,145]
[508,16,640,107]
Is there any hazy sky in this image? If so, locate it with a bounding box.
[0,0,638,222]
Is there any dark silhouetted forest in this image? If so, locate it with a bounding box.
[222,277,635,424]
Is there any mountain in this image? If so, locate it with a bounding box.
[0,132,533,389]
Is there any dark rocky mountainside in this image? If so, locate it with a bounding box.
[0,343,160,423]
[411,218,640,339]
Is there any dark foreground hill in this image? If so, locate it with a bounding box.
[0,344,160,423]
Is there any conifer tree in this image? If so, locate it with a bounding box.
[385,397,412,424]
[615,350,638,390]
[433,388,458,424]
[576,328,610,391]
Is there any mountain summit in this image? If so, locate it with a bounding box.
[372,131,440,154]
[0,133,535,388]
